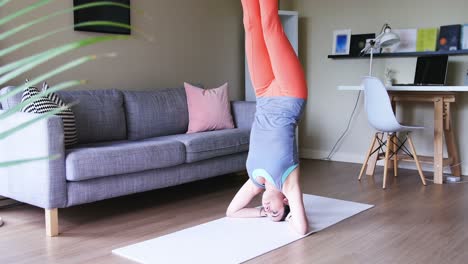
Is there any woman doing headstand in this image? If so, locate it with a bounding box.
[226,0,309,235]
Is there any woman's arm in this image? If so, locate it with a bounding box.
[283,170,309,235]
[226,180,265,218]
[284,186,308,235]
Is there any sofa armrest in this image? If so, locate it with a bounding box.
[231,101,256,130]
[0,110,67,209]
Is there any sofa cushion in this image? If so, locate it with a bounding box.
[123,88,189,140]
[65,140,186,181]
[0,86,22,110]
[145,128,250,163]
[184,82,235,133]
[57,89,127,144]
[231,101,256,129]
[21,83,79,147]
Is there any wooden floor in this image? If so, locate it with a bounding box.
[1,160,467,264]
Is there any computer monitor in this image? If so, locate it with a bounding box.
[414,55,448,85]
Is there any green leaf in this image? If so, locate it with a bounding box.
[0,80,84,121]
[0,21,131,58]
[0,155,60,168]
[0,2,130,41]
[0,0,12,8]
[0,52,44,76]
[0,0,53,26]
[0,104,73,141]
[0,53,104,104]
[0,1,134,169]
[0,29,63,58]
[75,21,131,31]
[0,35,129,89]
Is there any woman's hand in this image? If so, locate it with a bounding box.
[259,207,267,217]
[283,169,309,235]
[284,189,308,235]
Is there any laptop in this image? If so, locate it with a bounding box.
[393,55,449,86]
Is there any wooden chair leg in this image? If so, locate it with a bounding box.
[383,134,392,189]
[393,134,398,177]
[359,133,378,181]
[45,208,59,237]
[407,134,427,186]
[366,133,381,177]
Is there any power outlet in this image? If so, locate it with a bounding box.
[465,68,468,86]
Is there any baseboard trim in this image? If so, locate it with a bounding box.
[0,197,19,208]
[1,196,20,226]
[299,148,463,175]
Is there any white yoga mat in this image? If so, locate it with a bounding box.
[113,195,373,264]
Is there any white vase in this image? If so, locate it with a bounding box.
[384,78,393,87]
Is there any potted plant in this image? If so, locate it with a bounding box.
[0,0,133,228]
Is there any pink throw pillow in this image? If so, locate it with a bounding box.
[184,82,235,133]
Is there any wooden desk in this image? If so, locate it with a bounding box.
[338,85,468,184]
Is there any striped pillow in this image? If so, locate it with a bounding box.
[21,81,78,147]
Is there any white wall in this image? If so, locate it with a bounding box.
[279,0,294,11]
[293,0,468,175]
[0,0,245,100]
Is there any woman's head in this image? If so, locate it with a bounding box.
[262,188,290,222]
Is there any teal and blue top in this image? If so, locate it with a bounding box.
[246,96,306,191]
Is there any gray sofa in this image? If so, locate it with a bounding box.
[0,86,256,236]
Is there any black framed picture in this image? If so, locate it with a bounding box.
[350,34,375,56]
[73,0,131,35]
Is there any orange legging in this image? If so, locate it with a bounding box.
[241,0,307,99]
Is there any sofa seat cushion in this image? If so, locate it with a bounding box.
[65,140,186,181]
[145,128,250,163]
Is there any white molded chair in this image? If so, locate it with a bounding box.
[358,76,427,189]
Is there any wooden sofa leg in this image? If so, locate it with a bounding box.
[45,208,59,237]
